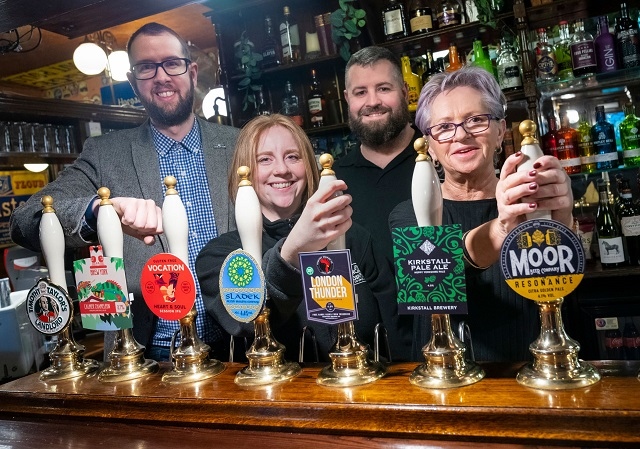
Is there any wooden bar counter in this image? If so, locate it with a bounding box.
[1,361,639,448]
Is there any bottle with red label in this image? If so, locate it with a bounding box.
[605,327,624,359]
[556,112,582,174]
[623,320,640,360]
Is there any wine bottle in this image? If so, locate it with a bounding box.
[280,6,300,64]
[401,56,421,112]
[615,2,640,69]
[570,18,597,77]
[620,103,640,167]
[595,15,620,73]
[308,69,326,128]
[409,0,435,35]
[281,80,303,127]
[618,178,640,265]
[556,112,582,174]
[421,49,435,85]
[591,105,619,171]
[596,178,626,268]
[382,0,408,41]
[261,15,281,69]
[577,110,596,173]
[535,27,558,81]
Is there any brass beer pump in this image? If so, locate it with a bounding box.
[36,196,100,381]
[96,187,159,382]
[514,120,600,390]
[408,138,485,389]
[316,154,387,387]
[160,176,225,383]
[234,167,301,386]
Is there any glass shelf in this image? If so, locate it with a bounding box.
[537,66,640,97]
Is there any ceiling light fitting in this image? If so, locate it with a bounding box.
[73,30,129,81]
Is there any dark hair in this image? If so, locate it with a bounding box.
[126,22,191,61]
[345,46,403,88]
[415,66,506,135]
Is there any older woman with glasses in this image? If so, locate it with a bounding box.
[390,66,574,362]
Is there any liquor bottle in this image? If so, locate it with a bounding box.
[556,112,582,174]
[605,327,624,359]
[615,2,640,68]
[382,0,408,41]
[595,15,620,73]
[577,110,596,173]
[570,18,597,77]
[433,57,446,75]
[436,0,462,29]
[280,6,300,64]
[261,15,281,69]
[445,43,464,72]
[623,320,640,359]
[542,115,559,158]
[308,69,326,128]
[596,178,626,268]
[471,40,495,78]
[555,21,573,80]
[618,178,640,265]
[620,103,640,167]
[409,0,435,35]
[591,105,619,171]
[496,37,523,92]
[401,56,421,112]
[281,80,303,127]
[254,87,271,117]
[421,49,435,85]
[535,27,558,81]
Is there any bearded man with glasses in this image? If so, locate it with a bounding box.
[11,22,239,363]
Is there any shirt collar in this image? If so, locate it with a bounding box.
[151,117,201,156]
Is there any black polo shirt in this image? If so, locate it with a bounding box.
[334,129,420,265]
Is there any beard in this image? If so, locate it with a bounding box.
[139,80,195,128]
[348,99,411,149]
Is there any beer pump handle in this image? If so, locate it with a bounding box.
[39,196,67,288]
[235,167,263,267]
[518,120,552,221]
[318,153,346,251]
[96,187,124,258]
[411,137,443,227]
[162,176,189,263]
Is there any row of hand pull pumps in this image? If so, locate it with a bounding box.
[34,120,609,389]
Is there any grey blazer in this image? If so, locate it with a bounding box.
[10,116,239,350]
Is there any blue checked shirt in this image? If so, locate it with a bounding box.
[150,119,223,348]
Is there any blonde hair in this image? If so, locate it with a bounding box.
[227,114,320,207]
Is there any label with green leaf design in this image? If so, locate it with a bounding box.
[74,245,133,330]
[393,225,467,315]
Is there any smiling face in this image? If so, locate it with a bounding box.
[428,86,505,184]
[254,126,308,221]
[126,32,197,129]
[344,60,410,148]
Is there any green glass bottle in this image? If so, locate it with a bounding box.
[472,39,496,79]
[555,21,573,81]
[620,103,640,167]
[577,110,596,173]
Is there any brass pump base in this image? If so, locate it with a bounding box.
[99,329,159,383]
[39,330,99,382]
[409,314,485,389]
[516,298,600,390]
[317,322,387,387]
[162,349,225,384]
[235,308,301,386]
